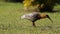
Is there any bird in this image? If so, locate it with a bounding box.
[21,12,53,27]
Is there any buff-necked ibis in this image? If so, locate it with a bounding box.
[21,12,53,27]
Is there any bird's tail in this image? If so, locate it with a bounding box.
[21,15,25,19]
[46,15,53,23]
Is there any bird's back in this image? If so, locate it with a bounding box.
[26,12,40,22]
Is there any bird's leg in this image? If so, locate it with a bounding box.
[32,21,36,27]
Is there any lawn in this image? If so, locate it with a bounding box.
[0,2,60,34]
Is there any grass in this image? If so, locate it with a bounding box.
[0,2,60,34]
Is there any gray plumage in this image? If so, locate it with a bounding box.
[21,12,40,22]
[21,12,39,21]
